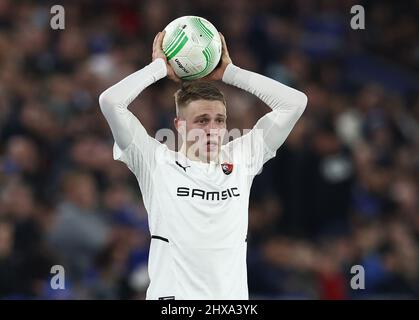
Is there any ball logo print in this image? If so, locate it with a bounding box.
[162,16,222,80]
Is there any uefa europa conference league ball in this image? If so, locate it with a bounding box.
[162,16,222,80]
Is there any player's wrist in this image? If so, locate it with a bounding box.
[149,58,168,81]
[222,63,240,84]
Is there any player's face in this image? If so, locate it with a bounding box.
[176,99,227,162]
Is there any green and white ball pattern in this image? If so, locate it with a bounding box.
[162,16,222,80]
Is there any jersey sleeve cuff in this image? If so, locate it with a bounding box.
[222,63,250,88]
[149,58,168,82]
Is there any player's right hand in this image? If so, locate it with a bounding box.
[201,32,232,82]
[152,31,181,83]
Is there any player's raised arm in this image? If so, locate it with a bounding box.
[207,33,307,163]
[223,67,307,153]
[98,32,180,151]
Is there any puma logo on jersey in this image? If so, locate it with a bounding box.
[177,187,240,201]
[175,161,190,172]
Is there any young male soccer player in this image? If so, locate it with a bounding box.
[99,31,307,300]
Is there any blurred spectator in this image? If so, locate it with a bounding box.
[46,172,110,283]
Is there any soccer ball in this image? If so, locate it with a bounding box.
[162,16,222,80]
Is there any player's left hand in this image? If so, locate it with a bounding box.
[202,32,232,81]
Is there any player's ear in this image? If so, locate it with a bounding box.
[174,117,183,131]
[175,117,187,145]
[174,117,179,131]
[174,117,185,133]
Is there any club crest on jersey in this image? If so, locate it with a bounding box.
[221,162,233,175]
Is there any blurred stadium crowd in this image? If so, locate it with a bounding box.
[0,0,418,299]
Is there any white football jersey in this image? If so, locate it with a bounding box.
[113,126,276,300]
